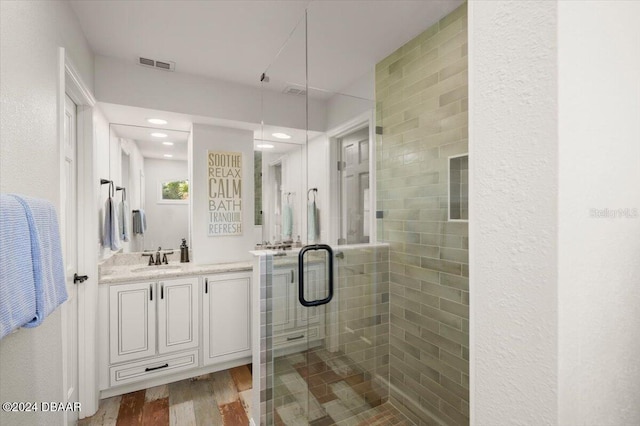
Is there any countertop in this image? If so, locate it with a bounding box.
[99,261,253,284]
[98,249,339,285]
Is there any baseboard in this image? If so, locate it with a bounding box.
[375,374,448,426]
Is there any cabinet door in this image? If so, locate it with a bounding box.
[109,282,156,364]
[272,267,296,334]
[157,277,199,355]
[203,272,251,365]
[296,264,326,327]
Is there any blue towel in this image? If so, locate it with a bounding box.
[0,194,68,338]
[118,200,130,242]
[0,195,37,338]
[282,202,293,240]
[103,197,120,250]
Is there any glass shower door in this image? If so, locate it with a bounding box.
[258,4,392,425]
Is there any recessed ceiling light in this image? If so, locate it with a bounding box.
[256,144,274,149]
[272,132,291,139]
[147,118,167,125]
[151,132,167,138]
[162,141,174,146]
[163,154,173,158]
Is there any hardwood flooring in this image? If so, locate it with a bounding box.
[78,364,252,426]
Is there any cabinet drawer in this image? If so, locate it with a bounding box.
[110,350,198,387]
[273,327,320,347]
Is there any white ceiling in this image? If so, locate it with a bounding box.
[100,102,320,158]
[70,0,463,95]
[85,1,462,159]
[111,124,189,161]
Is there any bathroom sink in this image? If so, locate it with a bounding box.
[131,265,183,273]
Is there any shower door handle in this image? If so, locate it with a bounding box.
[298,244,333,307]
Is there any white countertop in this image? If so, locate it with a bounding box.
[99,261,253,284]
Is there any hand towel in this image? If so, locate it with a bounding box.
[0,194,68,337]
[308,200,319,242]
[132,209,147,235]
[103,197,120,251]
[141,209,147,233]
[118,200,130,242]
[282,202,293,240]
[0,195,37,338]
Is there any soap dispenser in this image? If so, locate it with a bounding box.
[180,238,190,263]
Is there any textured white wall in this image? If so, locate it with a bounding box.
[558,1,640,424]
[94,55,327,133]
[0,1,94,424]
[190,124,255,264]
[469,1,559,424]
[325,70,375,131]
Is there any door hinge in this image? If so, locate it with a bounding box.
[337,161,346,171]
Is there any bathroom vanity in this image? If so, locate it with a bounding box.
[97,255,253,397]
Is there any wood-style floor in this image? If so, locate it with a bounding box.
[80,359,412,425]
[78,364,253,426]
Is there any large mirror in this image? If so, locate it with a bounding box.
[109,123,190,253]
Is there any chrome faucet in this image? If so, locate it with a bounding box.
[155,247,162,265]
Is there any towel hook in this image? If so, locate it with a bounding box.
[307,188,317,202]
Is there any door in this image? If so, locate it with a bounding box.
[109,282,156,364]
[339,126,370,244]
[202,272,251,365]
[157,277,199,354]
[61,94,79,424]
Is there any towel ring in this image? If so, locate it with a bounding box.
[100,179,115,197]
[116,186,126,201]
[307,188,317,202]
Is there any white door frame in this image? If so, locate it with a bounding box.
[58,47,99,418]
[326,110,377,246]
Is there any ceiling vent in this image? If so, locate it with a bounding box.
[137,56,176,72]
[283,85,307,96]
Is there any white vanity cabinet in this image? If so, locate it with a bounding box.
[157,277,199,354]
[271,267,296,333]
[202,271,252,365]
[271,263,326,350]
[100,271,252,395]
[108,277,199,365]
[106,277,200,388]
[108,281,156,364]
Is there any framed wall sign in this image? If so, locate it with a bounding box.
[208,150,243,236]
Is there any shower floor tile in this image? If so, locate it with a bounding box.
[272,348,415,426]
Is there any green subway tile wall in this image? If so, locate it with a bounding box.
[375,3,469,425]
